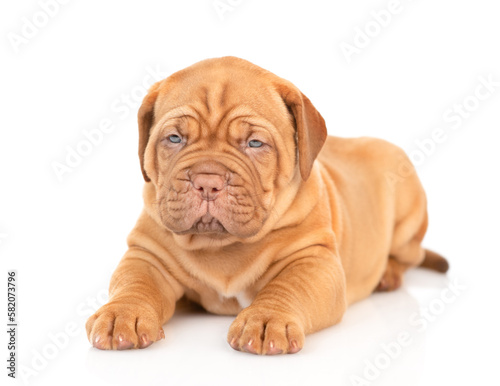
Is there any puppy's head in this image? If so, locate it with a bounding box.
[138,57,326,240]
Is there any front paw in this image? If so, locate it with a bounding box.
[227,306,305,355]
[85,300,164,350]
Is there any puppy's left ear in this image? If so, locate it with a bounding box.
[278,83,327,180]
[138,81,162,182]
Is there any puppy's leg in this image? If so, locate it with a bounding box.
[375,257,409,292]
[86,249,183,350]
[227,246,347,355]
[375,228,427,292]
[378,195,449,289]
[376,246,450,292]
[377,191,429,291]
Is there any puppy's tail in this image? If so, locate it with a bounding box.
[420,249,449,273]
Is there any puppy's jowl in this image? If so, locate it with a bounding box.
[86,57,448,354]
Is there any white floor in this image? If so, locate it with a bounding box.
[13,264,494,386]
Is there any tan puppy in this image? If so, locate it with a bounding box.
[86,57,448,354]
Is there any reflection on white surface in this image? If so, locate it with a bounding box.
[82,270,457,386]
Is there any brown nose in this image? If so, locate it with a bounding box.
[192,174,226,200]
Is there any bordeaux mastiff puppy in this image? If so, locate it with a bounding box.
[86,57,448,354]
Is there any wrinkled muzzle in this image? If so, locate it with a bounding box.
[157,159,268,238]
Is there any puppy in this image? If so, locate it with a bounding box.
[86,57,448,354]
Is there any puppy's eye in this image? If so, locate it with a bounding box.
[168,134,182,144]
[248,140,263,148]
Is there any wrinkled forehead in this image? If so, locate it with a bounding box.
[153,60,293,133]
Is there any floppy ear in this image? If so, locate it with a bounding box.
[138,81,162,182]
[278,83,328,180]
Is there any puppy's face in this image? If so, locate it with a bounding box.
[154,107,282,238]
[139,57,327,240]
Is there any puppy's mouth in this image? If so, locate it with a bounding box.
[177,213,228,235]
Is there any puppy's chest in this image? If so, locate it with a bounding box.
[184,286,253,315]
[184,266,257,315]
[177,247,266,313]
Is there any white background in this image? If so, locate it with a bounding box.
[1,0,499,385]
